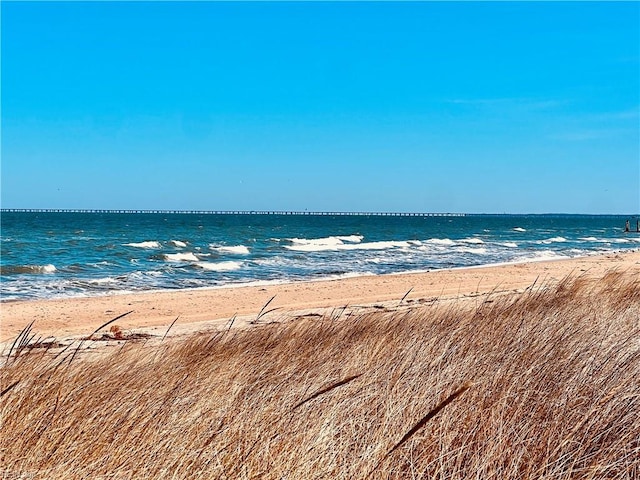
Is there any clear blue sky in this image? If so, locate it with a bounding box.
[2,1,638,213]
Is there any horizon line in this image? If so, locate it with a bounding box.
[1,209,638,217]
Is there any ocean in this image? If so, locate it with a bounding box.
[1,212,638,301]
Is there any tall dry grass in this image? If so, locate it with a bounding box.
[1,270,639,479]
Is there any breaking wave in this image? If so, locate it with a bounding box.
[196,261,243,271]
[124,241,161,249]
[1,264,57,275]
[424,238,456,246]
[211,245,250,255]
[163,252,200,262]
[287,235,363,247]
[539,237,568,244]
[456,247,487,255]
[286,240,409,252]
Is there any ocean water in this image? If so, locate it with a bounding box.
[1,212,638,301]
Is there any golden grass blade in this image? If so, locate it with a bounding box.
[367,381,472,477]
[162,316,180,342]
[292,374,363,410]
[399,287,413,305]
[0,380,20,397]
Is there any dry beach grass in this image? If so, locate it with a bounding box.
[1,269,639,479]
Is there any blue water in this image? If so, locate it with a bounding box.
[1,212,638,301]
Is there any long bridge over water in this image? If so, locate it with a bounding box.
[1,209,466,217]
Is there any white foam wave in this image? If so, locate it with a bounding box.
[284,243,339,252]
[129,270,164,279]
[540,236,567,244]
[89,261,113,267]
[499,242,518,248]
[579,236,637,244]
[170,240,187,248]
[286,240,409,252]
[325,270,376,280]
[88,277,118,285]
[253,256,301,268]
[211,245,250,255]
[124,241,161,249]
[457,247,487,255]
[335,235,364,243]
[348,240,410,251]
[164,252,200,262]
[524,251,571,261]
[513,227,526,232]
[288,235,363,247]
[424,238,456,246]
[197,261,243,271]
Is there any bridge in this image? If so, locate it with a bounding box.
[1,209,466,217]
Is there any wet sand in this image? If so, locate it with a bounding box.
[1,250,639,344]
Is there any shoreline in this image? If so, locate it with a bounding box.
[1,250,639,343]
[2,247,634,304]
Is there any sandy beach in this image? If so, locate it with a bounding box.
[1,250,638,343]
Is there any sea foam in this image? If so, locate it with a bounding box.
[286,240,409,252]
[457,247,487,255]
[288,235,363,246]
[540,237,568,244]
[87,277,118,285]
[164,252,200,262]
[424,238,456,246]
[211,245,250,255]
[124,241,161,249]
[197,261,243,271]
[335,235,364,243]
[524,251,571,261]
[170,240,188,248]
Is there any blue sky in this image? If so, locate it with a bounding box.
[2,1,638,213]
